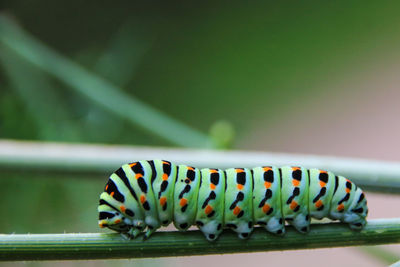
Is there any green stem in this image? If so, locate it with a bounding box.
[0,15,215,148]
[0,219,400,261]
[1,139,400,193]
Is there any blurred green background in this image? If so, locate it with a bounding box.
[1,1,400,266]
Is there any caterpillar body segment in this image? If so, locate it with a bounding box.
[195,168,226,241]
[99,172,145,234]
[280,166,310,233]
[224,168,253,239]
[329,175,368,229]
[346,187,368,229]
[252,166,285,235]
[173,164,201,231]
[307,169,335,220]
[98,160,368,241]
[150,160,177,227]
[122,161,160,238]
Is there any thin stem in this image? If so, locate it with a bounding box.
[0,219,400,261]
[0,15,215,148]
[1,139,400,193]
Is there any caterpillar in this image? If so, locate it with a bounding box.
[98,160,368,241]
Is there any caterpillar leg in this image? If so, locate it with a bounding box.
[235,221,253,239]
[348,218,366,230]
[265,217,286,235]
[197,221,222,241]
[289,213,310,233]
[122,227,142,239]
[143,227,157,240]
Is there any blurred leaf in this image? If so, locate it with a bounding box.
[0,15,216,148]
[0,89,39,140]
[0,44,81,141]
[93,18,156,88]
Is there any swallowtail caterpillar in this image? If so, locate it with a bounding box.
[98,160,367,241]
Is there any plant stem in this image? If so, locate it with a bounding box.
[0,219,400,261]
[1,139,400,193]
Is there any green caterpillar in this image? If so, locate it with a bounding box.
[98,160,368,241]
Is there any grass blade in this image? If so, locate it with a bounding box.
[0,15,215,148]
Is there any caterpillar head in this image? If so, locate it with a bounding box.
[98,205,131,233]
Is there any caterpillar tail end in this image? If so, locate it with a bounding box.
[348,218,367,230]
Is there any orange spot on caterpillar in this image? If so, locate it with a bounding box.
[210,184,216,190]
[264,182,271,188]
[292,167,301,171]
[99,223,105,228]
[162,173,169,181]
[237,184,244,190]
[337,204,345,211]
[120,205,126,212]
[110,192,115,197]
[345,180,352,193]
[235,169,245,173]
[114,219,121,224]
[319,170,328,174]
[292,179,300,186]
[319,181,326,187]
[263,167,272,172]
[187,166,194,171]
[205,205,213,215]
[290,201,298,210]
[160,197,167,206]
[185,178,191,184]
[135,173,143,179]
[233,206,241,216]
[162,161,170,165]
[140,195,146,204]
[180,198,188,207]
[209,169,218,173]
[262,204,270,213]
[105,185,108,191]
[315,200,323,208]
[129,163,137,167]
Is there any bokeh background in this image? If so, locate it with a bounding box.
[1,1,400,266]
